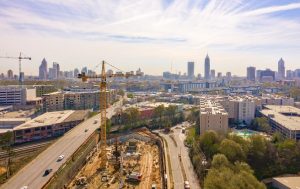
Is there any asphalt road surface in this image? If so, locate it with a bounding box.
[1,101,122,189]
[159,123,200,189]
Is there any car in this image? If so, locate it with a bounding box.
[57,155,64,161]
[184,181,190,189]
[43,168,53,176]
[20,186,28,189]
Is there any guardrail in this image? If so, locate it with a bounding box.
[42,128,97,189]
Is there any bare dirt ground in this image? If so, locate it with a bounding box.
[68,134,162,189]
[0,167,6,175]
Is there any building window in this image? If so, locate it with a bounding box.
[24,129,31,133]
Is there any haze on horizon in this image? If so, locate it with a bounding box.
[0,0,300,76]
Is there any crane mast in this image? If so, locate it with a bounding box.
[99,61,107,169]
[78,60,138,170]
[0,52,31,85]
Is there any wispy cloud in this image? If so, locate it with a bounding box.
[0,0,299,75]
[243,2,300,16]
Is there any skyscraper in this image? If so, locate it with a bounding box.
[74,68,79,78]
[53,62,60,79]
[39,58,48,80]
[81,67,88,74]
[278,58,285,79]
[187,61,195,79]
[260,69,275,82]
[286,70,294,79]
[217,72,222,78]
[204,54,210,80]
[247,67,256,81]
[226,72,232,80]
[19,72,24,83]
[210,69,215,79]
[7,69,13,79]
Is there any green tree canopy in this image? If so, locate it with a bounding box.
[205,154,266,189]
[219,139,246,162]
[199,131,221,159]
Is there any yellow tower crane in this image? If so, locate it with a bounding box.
[78,60,139,170]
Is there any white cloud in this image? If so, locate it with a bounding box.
[0,0,299,75]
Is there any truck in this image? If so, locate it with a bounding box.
[126,172,142,182]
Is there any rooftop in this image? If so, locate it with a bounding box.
[14,110,75,130]
[200,99,227,115]
[273,176,300,188]
[261,105,300,130]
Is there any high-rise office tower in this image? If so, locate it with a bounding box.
[278,58,285,79]
[204,54,210,80]
[7,69,13,79]
[286,70,294,79]
[210,69,216,79]
[48,68,57,79]
[81,67,88,74]
[19,72,25,83]
[226,72,232,80]
[187,61,195,79]
[74,68,79,78]
[217,72,222,78]
[247,67,256,81]
[39,58,48,80]
[53,62,60,79]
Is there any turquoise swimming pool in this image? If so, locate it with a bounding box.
[233,129,258,138]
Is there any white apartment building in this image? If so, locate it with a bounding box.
[199,99,228,134]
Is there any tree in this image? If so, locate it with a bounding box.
[205,154,266,189]
[153,105,165,127]
[117,89,125,97]
[251,117,271,133]
[127,93,134,98]
[219,139,246,162]
[0,131,13,177]
[199,131,221,159]
[124,107,140,128]
[165,105,177,123]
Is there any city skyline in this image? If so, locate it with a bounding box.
[0,0,300,76]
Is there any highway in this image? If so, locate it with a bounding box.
[159,123,200,189]
[0,100,122,189]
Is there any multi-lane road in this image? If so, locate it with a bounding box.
[159,123,200,189]
[0,100,122,189]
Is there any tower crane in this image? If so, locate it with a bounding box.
[0,52,31,85]
[78,60,139,170]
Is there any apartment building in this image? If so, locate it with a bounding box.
[64,91,100,110]
[42,92,64,112]
[261,94,294,106]
[216,95,261,125]
[199,99,228,134]
[34,85,57,97]
[259,105,300,140]
[14,110,88,143]
[42,89,117,112]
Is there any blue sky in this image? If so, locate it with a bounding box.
[0,0,300,76]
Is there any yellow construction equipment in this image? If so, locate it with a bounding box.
[78,60,138,170]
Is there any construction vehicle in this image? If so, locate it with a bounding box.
[78,60,139,170]
[0,52,31,85]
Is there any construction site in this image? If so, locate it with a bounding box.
[68,129,163,189]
